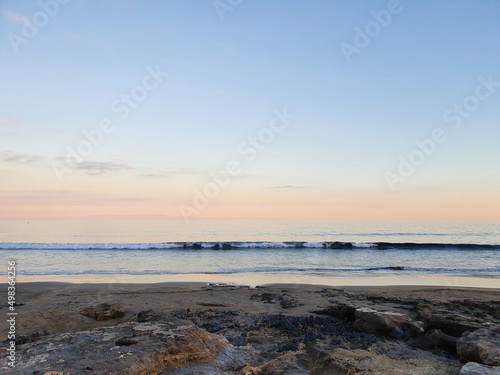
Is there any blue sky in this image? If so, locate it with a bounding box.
[1,0,500,219]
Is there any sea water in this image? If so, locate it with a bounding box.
[1,220,499,286]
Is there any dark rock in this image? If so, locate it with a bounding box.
[137,309,156,322]
[312,304,356,322]
[390,327,405,339]
[14,336,33,346]
[221,243,232,250]
[426,329,459,352]
[225,335,247,347]
[402,320,425,338]
[191,243,202,249]
[80,303,125,321]
[277,342,298,352]
[115,337,140,346]
[211,243,220,250]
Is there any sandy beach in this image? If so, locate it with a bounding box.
[1,282,499,374]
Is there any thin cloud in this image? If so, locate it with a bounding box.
[1,7,26,25]
[72,161,132,175]
[56,160,133,175]
[1,150,44,163]
[0,114,30,127]
[2,189,152,204]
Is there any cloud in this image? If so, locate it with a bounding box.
[54,159,133,175]
[0,114,30,127]
[1,189,152,203]
[1,7,26,25]
[1,150,44,163]
[72,161,132,175]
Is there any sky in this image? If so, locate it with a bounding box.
[1,0,500,220]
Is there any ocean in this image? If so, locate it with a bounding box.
[1,220,499,287]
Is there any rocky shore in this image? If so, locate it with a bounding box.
[1,283,499,374]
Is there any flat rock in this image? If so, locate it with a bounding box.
[457,327,500,366]
[0,320,255,375]
[353,307,412,336]
[416,306,483,336]
[460,362,500,375]
[80,302,126,321]
[318,347,460,375]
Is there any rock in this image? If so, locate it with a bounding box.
[80,303,125,321]
[277,342,298,353]
[322,347,461,375]
[402,320,425,338]
[353,308,412,336]
[457,327,500,366]
[115,337,140,346]
[311,304,356,322]
[137,309,156,322]
[14,336,33,346]
[416,307,482,336]
[225,335,247,347]
[3,320,255,375]
[460,362,500,375]
[426,329,459,351]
